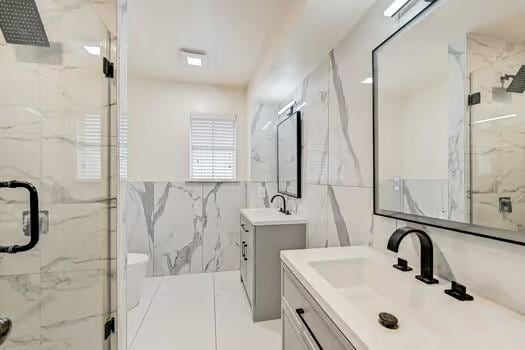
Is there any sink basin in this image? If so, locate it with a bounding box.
[281,247,525,350]
[240,208,306,226]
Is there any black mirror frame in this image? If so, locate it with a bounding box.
[372,0,525,246]
[277,111,302,199]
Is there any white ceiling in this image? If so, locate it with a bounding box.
[128,0,285,86]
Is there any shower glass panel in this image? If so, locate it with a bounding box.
[0,0,114,349]
[469,39,525,232]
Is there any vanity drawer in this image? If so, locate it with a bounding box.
[282,265,355,350]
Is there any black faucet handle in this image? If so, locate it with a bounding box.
[445,281,474,301]
[393,257,412,272]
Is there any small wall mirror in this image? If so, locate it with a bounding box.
[277,111,302,198]
[373,0,525,245]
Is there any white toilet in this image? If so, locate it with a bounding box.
[127,253,150,310]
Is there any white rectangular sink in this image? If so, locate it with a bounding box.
[281,247,525,350]
[240,208,306,226]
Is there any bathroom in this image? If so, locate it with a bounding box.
[0,0,524,349]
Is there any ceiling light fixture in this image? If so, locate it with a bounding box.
[278,100,297,116]
[472,114,517,125]
[361,77,373,84]
[384,0,411,17]
[83,45,101,56]
[180,49,207,68]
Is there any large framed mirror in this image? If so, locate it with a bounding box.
[277,111,302,198]
[373,0,525,245]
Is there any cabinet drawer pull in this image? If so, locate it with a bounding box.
[243,242,248,261]
[241,241,246,258]
[296,308,323,350]
[241,223,249,232]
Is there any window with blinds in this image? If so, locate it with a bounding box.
[190,115,237,180]
[119,114,128,179]
[77,114,102,180]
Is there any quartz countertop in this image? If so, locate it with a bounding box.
[240,208,307,226]
[281,246,525,350]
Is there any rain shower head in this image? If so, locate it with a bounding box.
[503,65,525,94]
[0,0,49,47]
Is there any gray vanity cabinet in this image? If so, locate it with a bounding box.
[281,265,356,350]
[240,213,306,322]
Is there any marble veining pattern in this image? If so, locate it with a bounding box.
[448,39,469,223]
[125,181,246,277]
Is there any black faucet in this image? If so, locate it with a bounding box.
[387,227,438,285]
[270,194,288,215]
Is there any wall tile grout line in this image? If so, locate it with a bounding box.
[213,272,218,350]
[129,278,163,350]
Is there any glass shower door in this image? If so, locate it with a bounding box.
[0,0,114,349]
[470,46,525,233]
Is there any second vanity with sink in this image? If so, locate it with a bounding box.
[281,246,525,350]
[240,208,306,322]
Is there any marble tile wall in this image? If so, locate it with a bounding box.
[469,35,525,233]
[124,181,246,276]
[0,1,118,349]
[249,0,525,314]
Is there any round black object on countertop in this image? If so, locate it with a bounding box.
[378,312,399,329]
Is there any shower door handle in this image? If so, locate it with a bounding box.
[0,181,40,254]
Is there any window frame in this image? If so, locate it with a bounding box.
[188,112,238,182]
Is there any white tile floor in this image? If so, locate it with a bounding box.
[128,271,281,350]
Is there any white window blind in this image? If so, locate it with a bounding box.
[77,114,102,180]
[119,114,128,179]
[190,115,237,180]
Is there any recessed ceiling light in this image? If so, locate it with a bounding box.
[180,49,207,68]
[384,0,411,17]
[361,77,373,84]
[83,45,101,56]
[186,56,202,66]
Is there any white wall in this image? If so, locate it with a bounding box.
[128,77,247,181]
[379,81,449,182]
[400,81,448,179]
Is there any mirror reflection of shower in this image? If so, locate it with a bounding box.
[500,65,525,93]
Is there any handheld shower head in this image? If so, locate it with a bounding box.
[0,0,50,47]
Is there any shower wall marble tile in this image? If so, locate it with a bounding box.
[0,1,118,349]
[124,181,246,276]
[249,0,525,315]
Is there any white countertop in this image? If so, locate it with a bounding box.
[281,246,525,350]
[240,208,307,226]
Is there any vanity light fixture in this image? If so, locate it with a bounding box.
[384,0,411,17]
[296,102,307,112]
[278,100,296,116]
[361,77,373,84]
[180,49,207,67]
[472,113,517,125]
[83,45,101,56]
